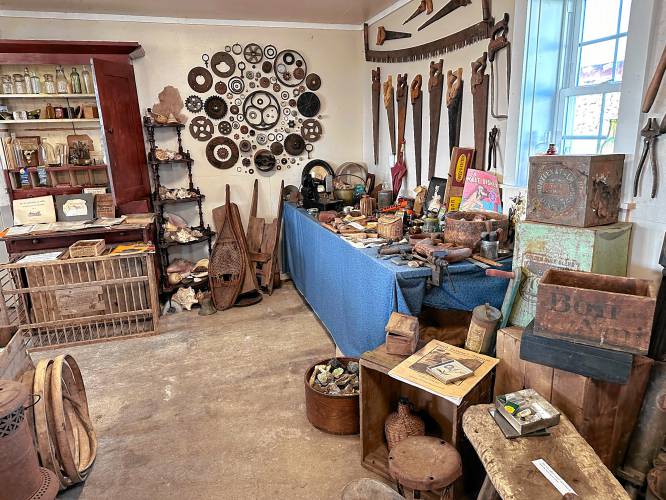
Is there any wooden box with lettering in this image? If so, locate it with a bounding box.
[526,154,624,227]
[534,269,657,354]
[509,221,632,327]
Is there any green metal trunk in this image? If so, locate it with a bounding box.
[509,221,632,327]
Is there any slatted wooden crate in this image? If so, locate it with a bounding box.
[0,252,160,350]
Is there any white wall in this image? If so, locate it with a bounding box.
[0,16,364,260]
[363,0,516,194]
[622,0,666,280]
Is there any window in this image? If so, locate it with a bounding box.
[510,0,639,187]
[557,0,631,154]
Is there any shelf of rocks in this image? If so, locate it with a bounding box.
[0,93,96,99]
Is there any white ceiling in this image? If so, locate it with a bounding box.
[0,0,402,25]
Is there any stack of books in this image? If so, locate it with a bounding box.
[492,389,560,439]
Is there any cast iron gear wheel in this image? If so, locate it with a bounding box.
[189,116,214,141]
[284,133,305,156]
[218,120,232,135]
[206,136,239,169]
[297,92,320,118]
[204,95,228,120]
[185,95,203,113]
[188,66,213,93]
[300,118,322,142]
[264,45,277,59]
[243,43,263,64]
[254,149,277,172]
[305,73,322,91]
[210,51,236,78]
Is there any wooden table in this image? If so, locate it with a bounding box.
[462,404,630,499]
[360,343,493,497]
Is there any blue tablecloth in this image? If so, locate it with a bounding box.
[282,203,511,356]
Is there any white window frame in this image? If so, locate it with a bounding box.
[554,0,628,154]
[503,0,655,189]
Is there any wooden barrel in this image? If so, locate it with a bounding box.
[304,357,360,435]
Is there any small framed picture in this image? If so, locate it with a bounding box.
[55,193,95,222]
[425,176,447,215]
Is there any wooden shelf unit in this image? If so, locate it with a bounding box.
[0,93,96,98]
[0,118,99,125]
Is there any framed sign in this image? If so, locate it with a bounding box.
[12,195,56,225]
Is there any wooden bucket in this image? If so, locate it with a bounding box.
[304,357,360,435]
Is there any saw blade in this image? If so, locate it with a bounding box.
[411,75,423,186]
[428,60,444,180]
[418,0,471,31]
[384,76,397,156]
[447,68,463,157]
[372,68,381,165]
[396,74,409,158]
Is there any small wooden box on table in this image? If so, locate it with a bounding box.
[360,343,493,496]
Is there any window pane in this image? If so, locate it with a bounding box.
[582,0,620,41]
[578,40,616,85]
[563,139,599,154]
[566,94,602,136]
[620,0,632,32]
[615,36,627,81]
[602,92,621,137]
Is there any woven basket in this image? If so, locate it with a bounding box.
[384,397,425,451]
[378,215,403,241]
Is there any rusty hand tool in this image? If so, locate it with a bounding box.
[371,67,381,165]
[487,125,499,171]
[404,0,433,24]
[633,117,662,198]
[447,68,464,156]
[384,75,397,157]
[428,60,445,180]
[472,52,490,170]
[377,27,411,45]
[418,0,472,31]
[396,74,409,159]
[642,44,666,113]
[411,75,423,185]
[488,13,511,119]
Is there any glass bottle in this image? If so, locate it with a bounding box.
[12,74,25,94]
[45,103,55,119]
[81,67,92,94]
[23,67,33,94]
[55,65,68,94]
[43,74,56,94]
[70,67,82,94]
[30,71,41,94]
[1,75,13,94]
[600,119,618,154]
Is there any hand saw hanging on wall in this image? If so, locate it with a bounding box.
[418,0,472,31]
[428,60,444,180]
[384,75,397,157]
[471,52,490,170]
[411,75,423,186]
[371,67,381,165]
[447,68,463,157]
[396,73,409,159]
[489,13,511,119]
[404,0,433,24]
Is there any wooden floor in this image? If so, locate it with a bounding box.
[38,283,380,499]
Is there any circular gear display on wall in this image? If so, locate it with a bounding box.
[185,95,203,113]
[243,43,263,64]
[228,77,245,94]
[243,90,281,131]
[188,67,213,93]
[254,149,277,172]
[210,51,236,78]
[206,136,239,169]
[297,92,320,117]
[189,116,214,141]
[274,49,307,87]
[305,73,321,91]
[284,133,305,156]
[204,95,228,120]
[215,81,228,95]
[218,120,232,135]
[300,118,322,142]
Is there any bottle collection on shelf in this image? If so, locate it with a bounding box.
[0,65,98,122]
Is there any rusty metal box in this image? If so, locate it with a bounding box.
[526,154,625,227]
[509,221,632,327]
[534,269,656,354]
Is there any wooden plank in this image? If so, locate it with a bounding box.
[463,404,630,499]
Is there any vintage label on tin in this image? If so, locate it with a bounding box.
[534,165,583,216]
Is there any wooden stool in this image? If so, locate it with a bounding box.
[388,436,462,499]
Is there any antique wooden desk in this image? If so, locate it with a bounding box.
[360,343,493,497]
[462,404,630,499]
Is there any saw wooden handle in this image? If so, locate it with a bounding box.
[383,75,394,108]
[377,26,387,46]
[446,68,463,105]
[411,74,423,103]
[429,60,444,91]
[425,0,434,14]
[643,44,666,113]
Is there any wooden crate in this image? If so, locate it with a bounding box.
[360,343,492,497]
[526,154,625,227]
[0,329,33,381]
[0,252,160,350]
[495,326,653,472]
[510,220,632,327]
[535,269,657,354]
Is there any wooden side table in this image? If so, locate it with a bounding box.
[462,404,630,499]
[360,343,493,498]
